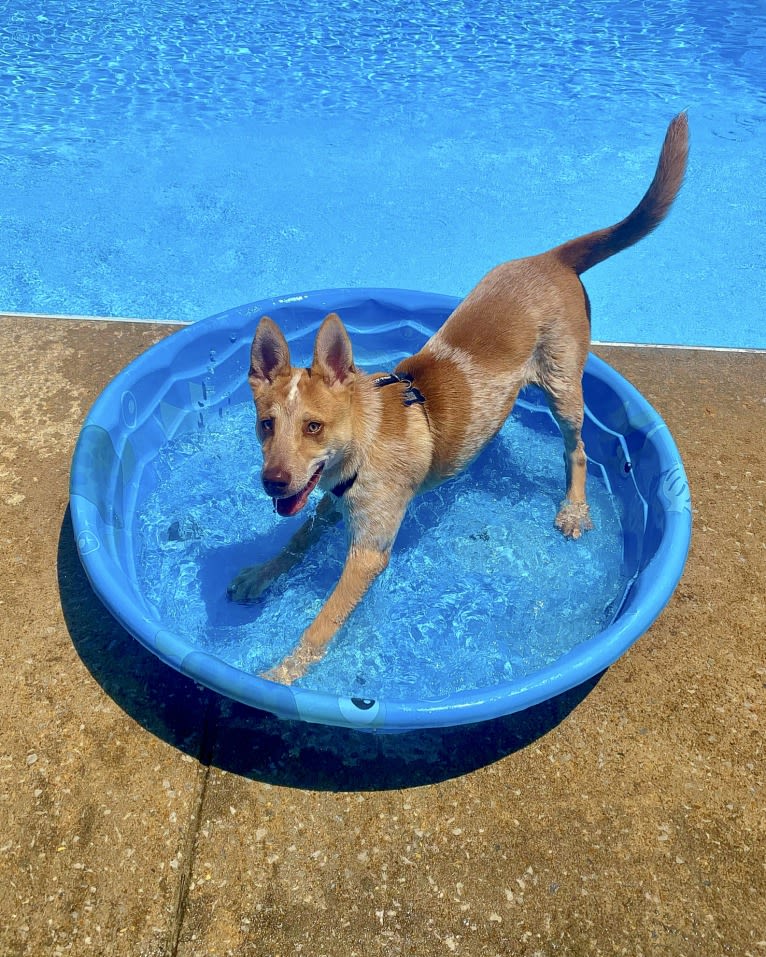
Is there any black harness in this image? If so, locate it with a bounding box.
[371,371,427,407]
[330,371,428,499]
[330,473,358,498]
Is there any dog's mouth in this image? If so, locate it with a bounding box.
[274,464,325,518]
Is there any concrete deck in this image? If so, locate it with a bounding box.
[1,315,763,957]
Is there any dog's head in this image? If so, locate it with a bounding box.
[248,313,358,517]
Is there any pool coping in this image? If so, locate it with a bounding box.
[3,309,765,353]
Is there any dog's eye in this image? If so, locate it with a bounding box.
[305,421,323,435]
[260,418,274,433]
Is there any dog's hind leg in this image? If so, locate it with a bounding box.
[542,381,594,540]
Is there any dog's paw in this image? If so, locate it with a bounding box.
[554,500,594,540]
[227,561,280,603]
[261,648,316,685]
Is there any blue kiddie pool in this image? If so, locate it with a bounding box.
[70,289,691,732]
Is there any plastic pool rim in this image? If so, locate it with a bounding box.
[70,288,692,732]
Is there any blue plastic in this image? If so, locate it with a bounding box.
[70,289,692,732]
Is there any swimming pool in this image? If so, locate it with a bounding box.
[1,0,764,347]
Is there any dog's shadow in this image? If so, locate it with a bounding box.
[58,506,602,791]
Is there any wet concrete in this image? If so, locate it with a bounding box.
[0,315,763,956]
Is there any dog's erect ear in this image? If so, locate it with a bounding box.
[311,313,357,385]
[249,316,292,384]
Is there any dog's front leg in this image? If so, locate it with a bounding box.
[262,544,390,684]
[228,493,341,603]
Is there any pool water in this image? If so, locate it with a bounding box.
[135,399,626,700]
[1,0,764,347]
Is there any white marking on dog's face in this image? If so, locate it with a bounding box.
[286,370,302,407]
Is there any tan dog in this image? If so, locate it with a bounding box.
[229,112,689,684]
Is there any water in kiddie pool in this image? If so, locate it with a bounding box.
[136,401,627,700]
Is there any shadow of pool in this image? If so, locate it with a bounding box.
[58,506,603,791]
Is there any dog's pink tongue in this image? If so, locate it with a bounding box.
[275,467,323,518]
[276,489,310,518]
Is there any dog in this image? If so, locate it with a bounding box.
[228,112,689,684]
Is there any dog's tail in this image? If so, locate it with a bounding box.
[553,112,689,276]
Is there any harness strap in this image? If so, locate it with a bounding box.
[331,474,357,498]
[373,371,426,407]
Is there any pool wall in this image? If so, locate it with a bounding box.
[71,289,692,731]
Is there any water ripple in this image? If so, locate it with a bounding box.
[1,0,764,154]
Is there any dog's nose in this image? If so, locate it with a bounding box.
[262,467,291,497]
